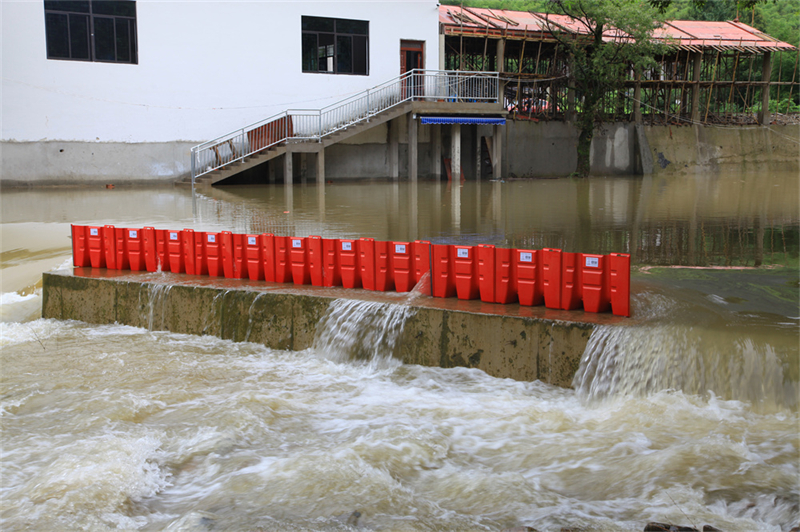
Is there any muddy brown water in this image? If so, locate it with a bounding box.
[1,171,797,531]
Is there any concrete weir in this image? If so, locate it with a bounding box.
[41,269,626,388]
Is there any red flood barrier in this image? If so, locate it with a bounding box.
[87,226,106,269]
[609,253,631,317]
[477,244,496,303]
[273,236,292,284]
[392,242,413,292]
[339,239,360,289]
[453,245,479,300]
[192,232,208,276]
[581,254,610,313]
[431,244,456,298]
[125,228,145,271]
[221,232,245,279]
[541,248,562,309]
[258,234,275,282]
[308,236,324,287]
[374,241,395,292]
[181,229,198,275]
[561,252,582,311]
[204,232,222,277]
[494,247,517,304]
[71,225,88,267]
[243,235,263,281]
[166,230,184,274]
[290,237,310,285]
[143,227,167,273]
[358,238,376,291]
[515,249,543,306]
[413,240,431,289]
[103,225,117,269]
[321,238,342,287]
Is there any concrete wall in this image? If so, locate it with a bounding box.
[42,269,595,388]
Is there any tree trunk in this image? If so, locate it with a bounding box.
[576,126,593,176]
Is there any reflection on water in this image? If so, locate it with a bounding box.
[1,170,798,531]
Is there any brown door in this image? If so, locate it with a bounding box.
[400,40,424,99]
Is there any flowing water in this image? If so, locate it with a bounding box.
[1,172,798,531]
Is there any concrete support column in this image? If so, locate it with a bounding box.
[284,150,293,185]
[439,34,446,70]
[474,126,481,180]
[492,124,502,179]
[451,123,461,181]
[389,119,399,180]
[496,38,505,73]
[758,52,772,126]
[690,52,702,124]
[316,148,325,183]
[432,124,442,181]
[408,114,418,181]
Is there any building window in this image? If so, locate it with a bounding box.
[44,1,137,64]
[302,16,368,75]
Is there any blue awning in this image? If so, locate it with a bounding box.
[419,116,505,125]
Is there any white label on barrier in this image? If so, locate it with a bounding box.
[395,244,406,254]
[90,228,98,236]
[248,236,257,246]
[585,256,599,268]
[170,232,178,241]
[457,248,469,258]
[342,241,352,251]
[292,239,301,248]
[520,252,532,263]
[208,234,215,243]
[129,230,137,238]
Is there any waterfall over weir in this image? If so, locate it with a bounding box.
[574,324,797,411]
[312,299,415,369]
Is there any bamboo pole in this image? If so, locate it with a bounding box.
[515,31,527,119]
[704,48,721,123]
[785,49,799,115]
[743,54,755,113]
[727,51,741,114]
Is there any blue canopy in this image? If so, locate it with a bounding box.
[419,116,505,125]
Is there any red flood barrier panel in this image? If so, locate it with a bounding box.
[339,239,360,289]
[87,226,106,269]
[273,236,292,284]
[494,247,517,304]
[102,225,117,269]
[413,240,431,277]
[515,249,543,306]
[308,236,324,287]
[258,234,275,282]
[193,232,209,276]
[165,230,184,274]
[374,241,395,292]
[290,237,311,285]
[453,245,479,300]
[204,232,222,277]
[244,235,263,281]
[477,244,496,303]
[221,232,246,279]
[71,225,88,267]
[358,238,376,291]
[125,228,145,271]
[392,242,413,292]
[321,238,342,287]
[143,227,167,273]
[181,229,198,275]
[560,252,582,311]
[581,254,610,313]
[431,244,456,298]
[609,253,631,317]
[541,248,562,309]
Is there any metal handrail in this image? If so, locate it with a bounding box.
[190,69,500,184]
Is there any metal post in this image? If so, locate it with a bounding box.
[408,113,418,181]
[451,123,461,181]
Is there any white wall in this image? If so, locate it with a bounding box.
[1,0,440,144]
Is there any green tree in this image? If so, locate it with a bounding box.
[541,0,665,176]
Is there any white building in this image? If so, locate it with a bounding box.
[1,0,442,185]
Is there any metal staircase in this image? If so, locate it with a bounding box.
[190,69,501,186]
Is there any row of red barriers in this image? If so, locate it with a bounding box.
[71,225,631,316]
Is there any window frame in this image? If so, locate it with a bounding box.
[301,16,369,76]
[43,1,138,64]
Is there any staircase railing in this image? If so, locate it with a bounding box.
[191,69,500,183]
